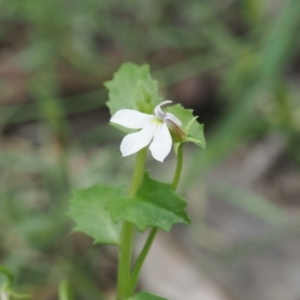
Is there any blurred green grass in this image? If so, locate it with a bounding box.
[1,0,300,299]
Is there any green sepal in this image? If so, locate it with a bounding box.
[128,291,168,300]
[108,173,191,232]
[165,104,206,149]
[105,63,161,116]
[68,185,122,245]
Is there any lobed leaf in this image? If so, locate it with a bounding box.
[108,173,190,232]
[105,62,161,116]
[68,185,122,245]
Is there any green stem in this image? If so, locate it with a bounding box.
[128,227,158,295]
[117,221,134,299]
[128,147,148,197]
[116,148,147,300]
[128,143,184,294]
[171,143,183,191]
[58,280,73,300]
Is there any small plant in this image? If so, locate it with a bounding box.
[68,62,205,300]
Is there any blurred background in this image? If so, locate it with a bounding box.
[0,0,300,299]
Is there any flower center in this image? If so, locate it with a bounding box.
[151,117,163,127]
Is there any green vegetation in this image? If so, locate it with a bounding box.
[0,0,300,299]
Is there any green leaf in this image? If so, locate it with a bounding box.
[128,291,168,300]
[68,185,122,245]
[133,80,155,114]
[105,62,161,115]
[108,173,190,232]
[165,104,206,149]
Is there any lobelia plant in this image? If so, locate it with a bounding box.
[68,62,205,300]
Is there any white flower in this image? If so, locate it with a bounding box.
[110,100,182,162]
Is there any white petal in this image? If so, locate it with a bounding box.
[110,109,154,129]
[165,112,182,126]
[149,122,172,162]
[154,100,173,120]
[120,123,156,157]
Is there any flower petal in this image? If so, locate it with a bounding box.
[120,123,156,157]
[154,100,173,120]
[110,109,154,129]
[165,112,182,126]
[149,122,172,162]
